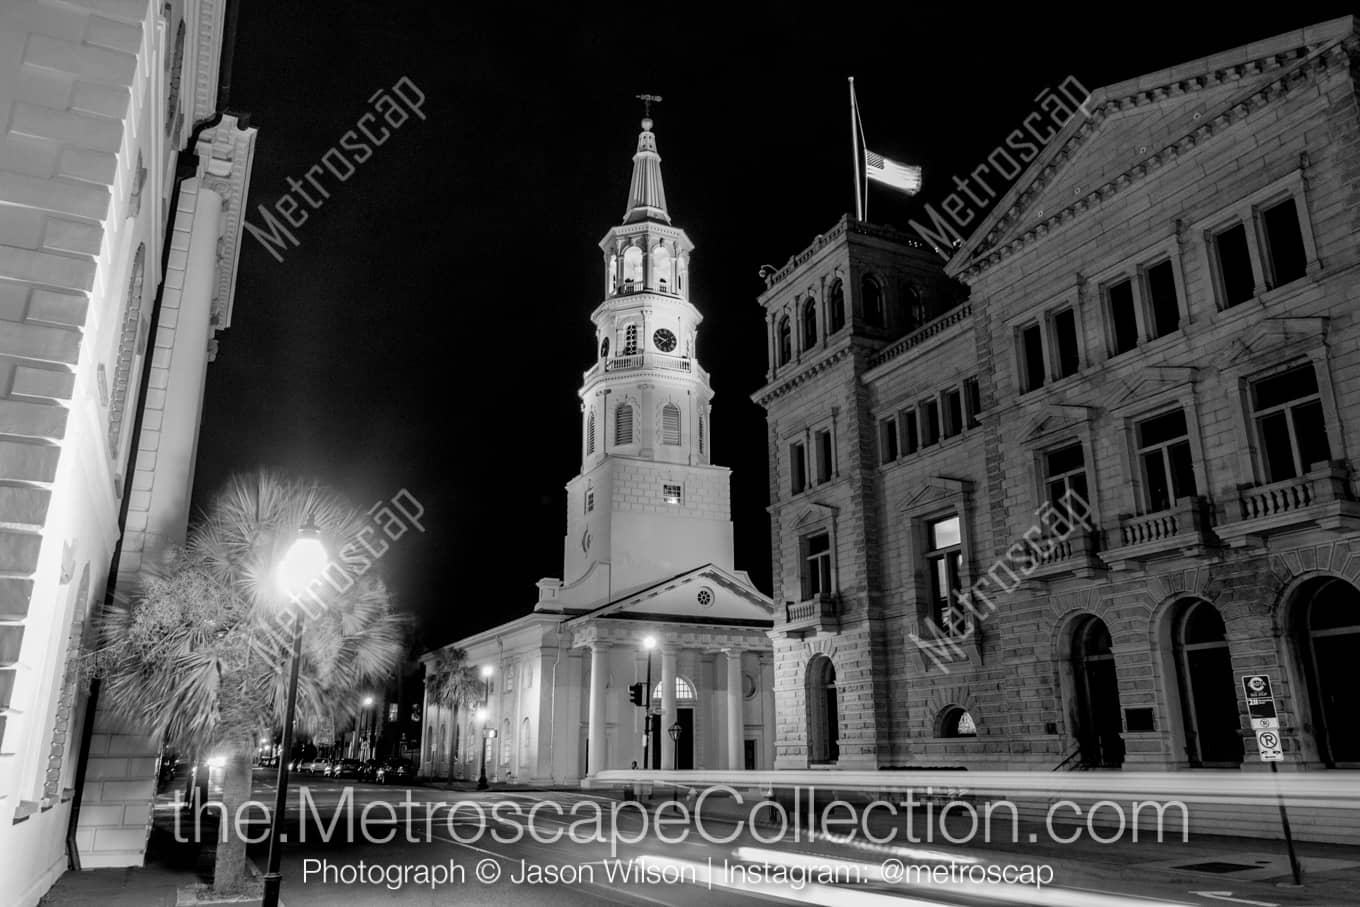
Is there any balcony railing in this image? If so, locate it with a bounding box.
[1217,463,1360,546]
[1028,529,1104,580]
[611,280,682,298]
[1103,497,1216,568]
[783,594,838,635]
[605,352,692,374]
[869,303,972,369]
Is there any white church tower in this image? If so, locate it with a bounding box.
[549,114,736,607]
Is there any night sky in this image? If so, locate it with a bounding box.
[192,4,1352,650]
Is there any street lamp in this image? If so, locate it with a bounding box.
[262,516,328,907]
[475,706,490,790]
[667,720,683,803]
[641,635,656,770]
[356,695,375,759]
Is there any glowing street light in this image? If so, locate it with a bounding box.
[262,516,328,907]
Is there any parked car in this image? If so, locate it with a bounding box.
[328,758,363,779]
[375,758,415,785]
[357,759,379,782]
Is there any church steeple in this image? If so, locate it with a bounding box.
[623,116,670,224]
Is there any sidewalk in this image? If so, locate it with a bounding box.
[40,824,207,906]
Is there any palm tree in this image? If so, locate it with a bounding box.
[88,470,408,895]
[427,647,481,781]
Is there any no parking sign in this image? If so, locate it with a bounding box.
[1242,674,1283,762]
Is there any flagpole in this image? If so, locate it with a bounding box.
[849,77,863,221]
[855,93,869,222]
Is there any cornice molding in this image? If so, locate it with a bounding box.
[956,37,1356,281]
[751,346,854,408]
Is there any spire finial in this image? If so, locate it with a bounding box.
[636,93,662,126]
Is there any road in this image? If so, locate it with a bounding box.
[153,769,1355,907]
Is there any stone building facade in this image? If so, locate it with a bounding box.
[755,17,1360,841]
[421,116,774,786]
[0,2,255,901]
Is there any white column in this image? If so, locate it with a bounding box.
[587,642,608,775]
[725,649,744,770]
[660,646,677,770]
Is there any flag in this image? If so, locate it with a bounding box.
[865,149,922,195]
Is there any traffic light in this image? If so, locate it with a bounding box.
[628,682,645,706]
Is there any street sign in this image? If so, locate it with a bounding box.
[1241,675,1284,762]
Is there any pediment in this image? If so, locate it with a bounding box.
[948,21,1354,277]
[1222,317,1328,366]
[792,503,837,529]
[901,477,972,514]
[1022,404,1097,444]
[1109,367,1199,415]
[568,563,774,625]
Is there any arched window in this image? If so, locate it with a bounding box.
[652,244,672,293]
[861,275,884,328]
[651,676,697,702]
[806,655,839,763]
[615,404,634,445]
[661,403,681,445]
[1172,599,1241,766]
[904,284,927,332]
[1070,616,1124,768]
[802,298,818,348]
[623,324,639,355]
[828,279,846,333]
[585,411,596,455]
[777,316,792,365]
[677,256,688,296]
[599,336,609,359]
[607,254,618,294]
[1293,577,1360,766]
[939,706,977,738]
[622,246,643,289]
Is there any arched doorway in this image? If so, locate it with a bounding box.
[1294,577,1360,767]
[1172,599,1242,766]
[806,655,839,764]
[1070,616,1124,767]
[648,675,696,769]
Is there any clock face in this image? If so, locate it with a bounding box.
[653,328,678,353]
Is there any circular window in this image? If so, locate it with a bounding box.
[600,337,610,359]
[696,587,714,607]
[653,328,678,353]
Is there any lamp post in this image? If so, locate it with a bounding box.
[642,635,656,771]
[357,695,374,760]
[667,720,682,803]
[475,707,489,790]
[262,516,328,907]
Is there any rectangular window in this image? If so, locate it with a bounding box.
[1107,278,1139,355]
[815,429,833,483]
[1020,323,1045,391]
[902,410,919,455]
[1052,308,1080,378]
[802,532,832,599]
[879,417,899,464]
[1251,364,1332,482]
[942,388,963,438]
[1261,197,1307,289]
[921,399,940,447]
[1213,222,1256,307]
[585,489,594,513]
[1044,442,1089,511]
[925,515,964,634]
[1143,260,1180,338]
[964,377,982,428]
[1135,409,1197,512]
[663,483,682,505]
[790,441,808,494]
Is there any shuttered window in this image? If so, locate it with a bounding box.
[615,405,634,445]
[586,411,596,454]
[623,324,639,355]
[661,403,681,445]
[697,415,705,454]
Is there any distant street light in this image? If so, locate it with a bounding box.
[476,706,490,791]
[263,516,328,907]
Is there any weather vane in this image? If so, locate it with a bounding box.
[636,93,662,118]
